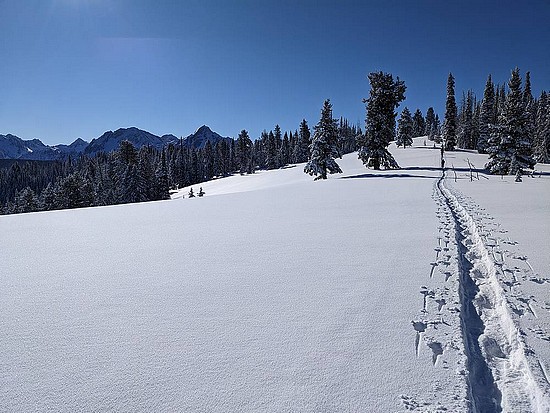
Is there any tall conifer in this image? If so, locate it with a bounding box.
[357,71,406,169]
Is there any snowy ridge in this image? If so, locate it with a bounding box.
[438,172,550,412]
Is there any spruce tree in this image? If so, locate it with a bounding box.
[425,107,436,140]
[266,130,277,169]
[412,109,425,138]
[534,91,549,163]
[478,75,495,153]
[304,99,342,180]
[523,71,536,155]
[443,73,458,150]
[280,132,291,166]
[486,68,535,175]
[457,90,474,149]
[297,119,311,163]
[236,129,253,174]
[397,107,414,148]
[155,150,170,200]
[357,71,406,169]
[434,114,442,143]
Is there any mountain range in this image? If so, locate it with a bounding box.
[0,125,230,161]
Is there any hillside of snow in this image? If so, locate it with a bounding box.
[1,139,549,412]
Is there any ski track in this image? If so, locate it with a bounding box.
[437,171,550,413]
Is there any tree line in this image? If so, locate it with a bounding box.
[440,68,549,179]
[2,67,547,213]
[1,119,360,214]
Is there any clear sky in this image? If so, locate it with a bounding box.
[1,0,549,145]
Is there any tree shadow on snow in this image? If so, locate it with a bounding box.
[341,172,435,180]
[401,166,487,174]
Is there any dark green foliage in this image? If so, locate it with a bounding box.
[425,107,437,141]
[443,73,458,151]
[397,107,414,148]
[457,90,476,149]
[304,99,342,180]
[412,109,425,138]
[534,91,549,163]
[236,129,253,174]
[296,119,311,163]
[478,75,495,153]
[357,71,406,169]
[486,68,535,175]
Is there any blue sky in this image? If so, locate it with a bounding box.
[1,0,549,145]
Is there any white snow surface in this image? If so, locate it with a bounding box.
[1,139,549,412]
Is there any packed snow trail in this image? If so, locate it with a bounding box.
[437,171,550,412]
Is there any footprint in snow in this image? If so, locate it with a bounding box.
[436,298,446,312]
[427,341,444,366]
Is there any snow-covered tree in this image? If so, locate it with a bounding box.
[236,129,253,174]
[357,71,406,169]
[478,75,495,153]
[443,73,457,151]
[304,99,342,180]
[523,71,536,155]
[486,68,535,176]
[280,132,291,166]
[412,109,425,138]
[155,150,170,200]
[265,130,277,170]
[291,119,311,164]
[14,187,39,213]
[457,90,475,149]
[534,91,549,163]
[425,107,436,140]
[397,107,414,148]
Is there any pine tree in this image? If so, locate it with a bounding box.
[155,150,170,200]
[357,71,406,169]
[478,75,495,153]
[412,109,425,138]
[523,71,533,105]
[472,99,480,150]
[534,91,549,163]
[236,129,253,174]
[297,119,311,163]
[425,107,436,140]
[457,90,475,149]
[433,114,442,143]
[486,68,535,175]
[443,73,458,150]
[397,107,414,148]
[280,132,291,166]
[304,99,342,180]
[274,124,282,167]
[15,187,39,213]
[266,130,277,169]
[523,71,536,157]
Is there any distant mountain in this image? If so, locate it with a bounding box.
[0,134,60,161]
[0,125,230,160]
[183,125,232,149]
[52,138,89,157]
[83,127,179,157]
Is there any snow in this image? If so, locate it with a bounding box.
[1,139,549,411]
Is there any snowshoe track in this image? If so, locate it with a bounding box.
[437,171,550,413]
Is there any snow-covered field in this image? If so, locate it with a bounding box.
[1,139,549,412]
